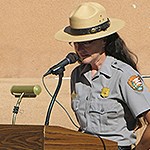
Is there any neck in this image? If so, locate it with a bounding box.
[91,53,106,70]
[91,53,106,77]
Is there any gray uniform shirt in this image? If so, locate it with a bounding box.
[71,56,150,146]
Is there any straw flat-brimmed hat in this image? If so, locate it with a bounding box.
[55,2,125,42]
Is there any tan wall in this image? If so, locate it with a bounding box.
[0,0,150,143]
[0,0,150,77]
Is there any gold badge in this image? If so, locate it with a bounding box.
[71,91,77,100]
[100,87,110,98]
[127,75,143,91]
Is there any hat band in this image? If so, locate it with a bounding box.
[70,18,110,35]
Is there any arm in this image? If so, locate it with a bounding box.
[135,110,150,150]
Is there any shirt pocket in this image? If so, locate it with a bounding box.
[88,100,119,133]
[71,98,87,129]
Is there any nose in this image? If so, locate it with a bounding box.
[74,42,86,50]
[74,43,85,54]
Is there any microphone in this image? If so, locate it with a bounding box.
[43,52,78,76]
[11,85,42,98]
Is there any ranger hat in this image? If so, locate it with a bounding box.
[55,2,125,42]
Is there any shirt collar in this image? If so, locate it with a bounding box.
[98,56,115,78]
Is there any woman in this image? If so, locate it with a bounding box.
[55,2,150,150]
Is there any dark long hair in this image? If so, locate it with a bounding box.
[105,33,146,129]
[104,33,139,72]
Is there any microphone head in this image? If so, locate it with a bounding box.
[11,85,42,98]
[66,52,79,64]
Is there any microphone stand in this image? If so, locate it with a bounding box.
[44,67,64,126]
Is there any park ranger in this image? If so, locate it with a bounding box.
[54,2,150,150]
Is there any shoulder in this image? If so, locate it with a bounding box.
[111,59,144,88]
[112,59,145,93]
[111,58,139,76]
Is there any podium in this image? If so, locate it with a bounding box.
[0,125,117,149]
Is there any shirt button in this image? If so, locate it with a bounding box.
[101,108,104,112]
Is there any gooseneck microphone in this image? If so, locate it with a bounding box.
[43,52,78,125]
[43,52,79,77]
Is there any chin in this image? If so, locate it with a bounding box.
[82,57,92,64]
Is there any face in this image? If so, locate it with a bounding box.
[73,38,106,65]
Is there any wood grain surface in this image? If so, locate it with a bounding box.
[0,125,117,150]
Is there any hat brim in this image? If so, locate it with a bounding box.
[55,18,125,42]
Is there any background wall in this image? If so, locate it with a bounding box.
[0,0,150,77]
[0,0,150,143]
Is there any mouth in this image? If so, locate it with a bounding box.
[79,52,91,59]
[81,55,91,60]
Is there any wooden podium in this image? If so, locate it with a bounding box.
[0,125,117,150]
